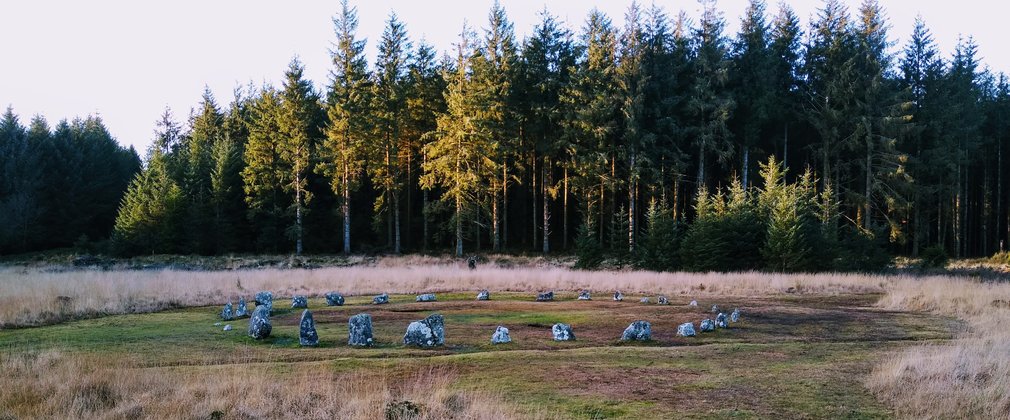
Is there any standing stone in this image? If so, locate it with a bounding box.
[248,306,272,339]
[689,300,698,307]
[552,323,575,341]
[536,291,554,302]
[467,256,477,270]
[291,295,308,309]
[299,310,319,346]
[348,314,374,346]
[578,290,592,300]
[711,304,719,313]
[476,290,490,301]
[221,302,234,321]
[700,319,715,332]
[639,297,650,304]
[491,326,511,344]
[403,314,445,347]
[657,296,669,305]
[613,291,624,301]
[677,322,696,337]
[416,293,437,302]
[236,298,249,318]
[715,313,729,328]
[372,293,389,305]
[731,308,741,323]
[622,321,652,341]
[325,292,345,306]
[255,291,273,313]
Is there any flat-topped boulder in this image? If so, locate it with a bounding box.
[348,314,374,346]
[248,306,272,339]
[291,295,308,309]
[621,320,651,341]
[325,292,344,306]
[677,322,696,337]
[254,291,273,313]
[299,310,318,346]
[491,326,511,344]
[416,293,436,302]
[476,290,490,301]
[689,300,698,307]
[536,291,554,302]
[372,293,389,305]
[552,323,575,341]
[403,314,445,347]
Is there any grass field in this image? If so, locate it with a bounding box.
[1,260,1007,418]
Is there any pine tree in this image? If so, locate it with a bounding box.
[403,41,447,251]
[617,2,649,253]
[242,87,288,251]
[276,58,321,256]
[730,0,774,187]
[689,0,734,188]
[183,88,223,254]
[112,151,184,255]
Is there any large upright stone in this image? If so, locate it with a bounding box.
[476,290,490,301]
[536,291,554,302]
[715,313,728,328]
[248,305,272,339]
[236,298,249,318]
[291,295,308,309]
[372,293,389,305]
[731,308,741,323]
[325,292,345,306]
[578,290,592,300]
[677,322,696,337]
[416,293,437,302]
[621,321,652,341]
[255,291,273,313]
[403,314,445,347]
[699,319,715,332]
[491,326,511,344]
[221,302,234,321]
[613,291,624,301]
[348,314,374,346]
[299,310,319,346]
[552,323,575,341]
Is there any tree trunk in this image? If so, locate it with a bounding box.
[502,162,508,250]
[864,124,873,232]
[531,153,537,251]
[393,192,401,254]
[455,194,463,257]
[493,186,500,252]
[628,155,636,253]
[295,171,303,256]
[697,145,706,191]
[742,146,750,188]
[342,164,351,255]
[563,166,569,250]
[543,159,550,254]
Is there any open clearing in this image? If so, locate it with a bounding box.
[0,289,958,419]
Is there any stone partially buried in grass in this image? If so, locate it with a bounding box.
[291,295,308,309]
[731,308,741,323]
[372,293,389,305]
[578,290,591,300]
[299,309,318,346]
[613,291,623,301]
[416,293,436,302]
[621,320,651,341]
[403,314,445,348]
[552,323,575,341]
[536,291,554,302]
[476,290,490,301]
[348,314,374,346]
[657,296,669,305]
[325,292,345,306]
[491,326,511,344]
[677,322,696,337]
[248,305,271,339]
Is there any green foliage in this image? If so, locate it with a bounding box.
[112,153,184,255]
[680,178,764,272]
[759,159,826,272]
[831,227,891,272]
[574,220,604,270]
[635,200,683,271]
[920,245,949,269]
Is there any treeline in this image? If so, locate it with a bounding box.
[5,0,1010,267]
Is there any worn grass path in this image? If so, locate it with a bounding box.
[0,292,956,418]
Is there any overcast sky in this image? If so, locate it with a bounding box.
[2,0,1003,153]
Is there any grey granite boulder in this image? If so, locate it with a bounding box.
[578,290,592,300]
[552,323,575,341]
[621,320,652,341]
[731,308,740,323]
[248,305,272,339]
[477,290,490,301]
[536,291,554,302]
[403,314,445,347]
[291,295,308,309]
[613,291,623,301]
[715,313,728,328]
[325,292,345,306]
[348,314,374,346]
[700,319,715,332]
[416,293,437,302]
[711,304,719,313]
[299,310,319,346]
[491,326,511,344]
[677,322,696,337]
[223,324,233,331]
[236,298,249,318]
[372,293,389,305]
[254,291,273,313]
[657,296,669,305]
[639,297,650,304]
[221,302,234,321]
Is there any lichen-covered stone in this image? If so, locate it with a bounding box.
[348,314,374,346]
[578,290,591,300]
[536,291,554,302]
[639,297,650,304]
[299,310,319,346]
[248,305,271,339]
[221,302,234,320]
[700,319,715,332]
[711,304,719,313]
[613,291,623,301]
[657,296,669,305]
[491,326,511,344]
[731,308,741,323]
[621,320,652,341]
[476,290,490,301]
[403,314,445,347]
[254,291,273,313]
[372,293,389,305]
[325,292,345,306]
[416,293,436,302]
[677,322,696,337]
[236,298,248,318]
[552,323,575,341]
[689,300,698,307]
[715,312,728,328]
[291,295,308,309]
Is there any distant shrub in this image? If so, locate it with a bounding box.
[920,245,949,269]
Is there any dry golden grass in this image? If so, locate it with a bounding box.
[0,349,531,420]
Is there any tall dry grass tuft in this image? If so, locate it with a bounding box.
[869,277,1010,419]
[0,266,894,328]
[0,350,532,419]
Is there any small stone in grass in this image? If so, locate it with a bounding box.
[491,326,511,344]
[291,295,308,309]
[657,296,669,305]
[700,319,715,332]
[552,323,575,341]
[372,293,389,305]
[677,322,696,337]
[325,292,345,306]
[639,297,650,304]
[536,291,554,302]
[731,308,741,323]
[621,320,651,341]
[223,324,232,331]
[477,290,490,301]
[578,290,591,300]
[689,300,698,307]
[416,293,436,302]
[613,291,623,301]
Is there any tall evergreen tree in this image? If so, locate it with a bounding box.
[276,58,321,256]
[689,0,734,189]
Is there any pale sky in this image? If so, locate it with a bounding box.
[1,1,1003,153]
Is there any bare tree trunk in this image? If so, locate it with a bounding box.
[295,171,303,256]
[742,146,749,188]
[393,193,401,254]
[697,145,706,190]
[493,186,500,252]
[531,153,537,250]
[563,166,569,250]
[342,164,351,255]
[543,159,550,254]
[864,125,873,232]
[628,155,636,253]
[502,162,508,250]
[455,195,463,257]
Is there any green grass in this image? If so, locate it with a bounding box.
[0,292,954,418]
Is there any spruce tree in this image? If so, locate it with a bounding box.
[242,88,288,251]
[277,58,321,256]
[113,151,184,255]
